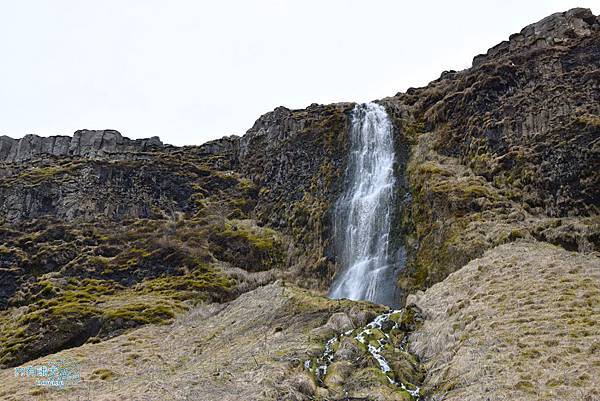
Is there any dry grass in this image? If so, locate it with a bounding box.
[409,241,600,401]
[0,282,386,401]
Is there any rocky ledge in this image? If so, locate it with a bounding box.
[0,130,164,163]
[472,8,599,67]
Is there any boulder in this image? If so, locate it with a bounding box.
[325,312,354,333]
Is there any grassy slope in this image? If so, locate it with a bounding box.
[408,241,600,401]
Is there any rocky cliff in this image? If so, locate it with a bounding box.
[0,130,164,163]
[382,7,599,296]
[0,7,598,401]
[0,103,353,370]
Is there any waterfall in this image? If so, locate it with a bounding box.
[329,102,399,306]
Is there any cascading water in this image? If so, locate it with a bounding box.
[307,103,421,398]
[307,310,421,399]
[329,102,399,306]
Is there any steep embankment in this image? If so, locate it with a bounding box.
[0,282,422,401]
[407,241,600,401]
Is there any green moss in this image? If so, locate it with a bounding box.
[220,220,278,251]
[91,368,116,380]
[103,303,178,325]
[210,219,285,272]
[0,266,232,367]
[402,119,426,141]
[351,366,393,387]
[417,162,452,176]
[14,164,80,185]
[398,133,527,293]
[576,113,600,127]
[88,255,111,267]
[389,312,402,323]
[238,178,254,191]
[136,264,233,303]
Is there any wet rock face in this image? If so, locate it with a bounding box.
[311,308,424,399]
[0,130,163,163]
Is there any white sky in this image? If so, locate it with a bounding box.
[1,1,597,146]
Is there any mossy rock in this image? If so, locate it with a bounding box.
[209,219,286,272]
[0,265,232,368]
[322,360,353,390]
[348,366,392,389]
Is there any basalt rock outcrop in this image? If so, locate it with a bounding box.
[238,103,353,288]
[0,103,352,368]
[381,7,599,295]
[0,130,164,163]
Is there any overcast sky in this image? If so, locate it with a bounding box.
[1,1,597,146]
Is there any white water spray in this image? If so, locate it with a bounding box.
[329,102,399,306]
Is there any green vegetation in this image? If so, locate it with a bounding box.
[210,219,285,271]
[0,143,295,367]
[219,220,279,251]
[0,213,253,367]
[398,132,530,291]
[576,113,600,127]
[136,265,233,303]
[15,164,79,185]
[91,368,117,380]
[0,275,197,367]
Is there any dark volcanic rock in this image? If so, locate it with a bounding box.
[237,103,354,288]
[381,7,600,295]
[0,130,163,163]
[0,160,195,223]
[394,7,599,218]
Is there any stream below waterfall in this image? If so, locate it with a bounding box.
[309,103,420,398]
[305,310,421,399]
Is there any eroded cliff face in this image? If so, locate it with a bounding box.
[238,103,354,289]
[0,8,598,401]
[0,103,353,368]
[381,7,599,295]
